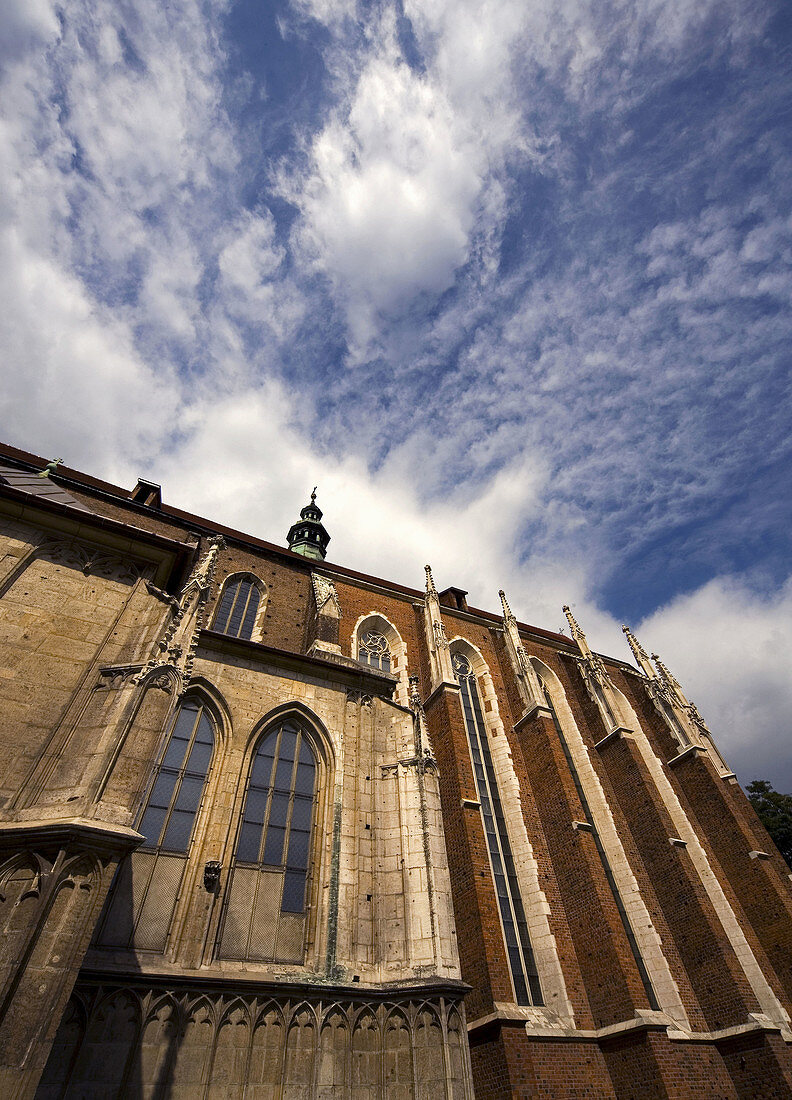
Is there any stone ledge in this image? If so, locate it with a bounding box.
[0,816,144,857]
[78,963,470,1001]
[199,629,397,696]
[423,680,460,710]
[593,726,633,750]
[513,704,553,732]
[667,745,706,767]
[467,1007,792,1045]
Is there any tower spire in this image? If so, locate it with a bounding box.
[622,625,655,678]
[562,604,592,658]
[287,487,330,560]
[499,589,516,625]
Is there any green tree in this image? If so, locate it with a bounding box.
[746,780,792,868]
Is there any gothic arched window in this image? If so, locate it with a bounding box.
[219,717,318,963]
[138,699,215,852]
[95,697,216,952]
[357,630,391,672]
[452,650,542,1006]
[213,575,264,640]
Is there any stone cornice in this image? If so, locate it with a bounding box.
[76,965,470,1001]
[0,485,193,590]
[198,629,399,696]
[0,817,144,858]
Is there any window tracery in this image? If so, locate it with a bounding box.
[357,630,391,672]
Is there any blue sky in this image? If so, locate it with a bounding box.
[1,0,791,788]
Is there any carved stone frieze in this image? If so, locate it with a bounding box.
[346,689,373,708]
[39,982,472,1100]
[35,534,149,584]
[137,536,224,685]
[94,665,142,691]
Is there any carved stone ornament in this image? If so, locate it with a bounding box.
[432,620,450,650]
[346,689,373,708]
[36,534,148,584]
[311,573,341,614]
[136,536,225,685]
[94,665,142,691]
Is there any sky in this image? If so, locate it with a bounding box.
[1,0,791,789]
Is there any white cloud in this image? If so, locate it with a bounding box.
[0,0,59,64]
[290,40,483,352]
[636,576,792,790]
[0,0,789,796]
[0,225,177,468]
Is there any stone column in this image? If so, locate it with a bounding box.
[0,821,141,1099]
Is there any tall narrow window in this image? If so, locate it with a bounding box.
[138,700,215,851]
[358,630,391,672]
[95,698,215,952]
[452,651,542,1005]
[213,575,262,640]
[219,717,318,962]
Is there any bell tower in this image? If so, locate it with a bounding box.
[287,487,330,560]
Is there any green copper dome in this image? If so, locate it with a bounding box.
[287,487,330,560]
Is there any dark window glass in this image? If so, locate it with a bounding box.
[237,821,262,863]
[452,650,543,1007]
[139,806,167,846]
[235,720,317,913]
[137,700,215,853]
[148,771,178,809]
[186,739,212,776]
[274,756,294,791]
[263,826,286,865]
[213,576,263,640]
[291,795,313,831]
[251,752,274,788]
[162,810,194,852]
[287,829,310,868]
[281,871,306,913]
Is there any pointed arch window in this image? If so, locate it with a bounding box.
[452,650,542,1006]
[213,575,264,640]
[94,697,215,952]
[358,630,391,672]
[219,717,318,962]
[138,699,215,852]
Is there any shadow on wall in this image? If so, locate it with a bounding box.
[35,966,468,1098]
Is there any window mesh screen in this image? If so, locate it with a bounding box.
[94,699,214,953]
[218,719,317,962]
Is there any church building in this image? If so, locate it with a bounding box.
[0,440,790,1098]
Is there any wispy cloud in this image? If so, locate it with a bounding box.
[1,0,790,788]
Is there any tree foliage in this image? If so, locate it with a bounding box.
[746,780,792,868]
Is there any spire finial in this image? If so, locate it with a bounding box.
[311,486,317,503]
[622,625,654,677]
[562,604,581,637]
[563,604,594,658]
[37,457,63,479]
[499,589,515,623]
[424,564,438,599]
[651,653,675,684]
